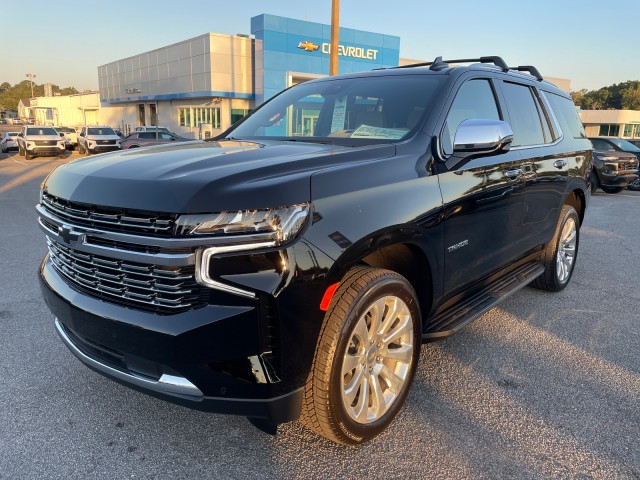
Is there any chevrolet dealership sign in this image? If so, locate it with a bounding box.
[297,41,379,60]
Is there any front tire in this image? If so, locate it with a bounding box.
[25,150,32,160]
[300,267,421,444]
[532,204,580,292]
[600,185,623,194]
[18,144,25,156]
[628,177,640,191]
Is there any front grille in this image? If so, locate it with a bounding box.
[42,192,176,237]
[35,140,57,146]
[618,161,638,171]
[97,140,116,145]
[48,240,204,314]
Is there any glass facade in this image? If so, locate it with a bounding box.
[178,107,220,128]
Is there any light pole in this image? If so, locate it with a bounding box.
[330,0,339,76]
[26,73,36,98]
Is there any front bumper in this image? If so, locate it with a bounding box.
[598,170,638,188]
[27,146,65,156]
[88,145,120,153]
[39,256,303,423]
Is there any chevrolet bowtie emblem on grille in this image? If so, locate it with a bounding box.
[58,225,82,244]
[297,41,319,52]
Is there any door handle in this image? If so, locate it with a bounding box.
[554,159,567,169]
[504,168,523,179]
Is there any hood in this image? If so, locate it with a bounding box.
[43,139,395,213]
[593,149,638,160]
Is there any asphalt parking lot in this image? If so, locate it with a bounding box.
[1,151,639,479]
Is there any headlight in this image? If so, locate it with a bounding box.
[184,203,309,297]
[595,155,617,161]
[176,203,309,244]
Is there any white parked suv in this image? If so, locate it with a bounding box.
[17,125,66,160]
[77,126,121,155]
[55,127,78,150]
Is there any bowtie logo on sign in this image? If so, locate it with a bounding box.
[297,41,320,52]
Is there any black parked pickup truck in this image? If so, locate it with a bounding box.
[37,56,592,445]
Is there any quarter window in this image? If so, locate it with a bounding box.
[442,79,501,155]
[544,92,586,140]
[502,82,546,147]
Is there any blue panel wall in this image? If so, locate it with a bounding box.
[251,14,400,106]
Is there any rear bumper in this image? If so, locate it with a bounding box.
[39,256,303,423]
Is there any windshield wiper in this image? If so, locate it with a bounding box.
[282,138,335,145]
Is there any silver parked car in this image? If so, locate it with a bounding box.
[1,132,19,152]
[120,131,192,149]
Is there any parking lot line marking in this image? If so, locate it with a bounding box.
[12,157,29,166]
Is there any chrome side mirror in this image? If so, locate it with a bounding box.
[453,119,514,155]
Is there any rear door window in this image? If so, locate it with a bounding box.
[501,82,547,147]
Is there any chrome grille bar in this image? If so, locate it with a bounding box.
[42,192,175,235]
[48,240,202,312]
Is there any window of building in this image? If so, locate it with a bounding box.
[598,124,620,136]
[623,124,633,137]
[231,109,250,125]
[178,107,220,128]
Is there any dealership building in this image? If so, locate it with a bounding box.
[98,14,401,138]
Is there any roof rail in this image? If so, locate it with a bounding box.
[389,56,509,72]
[510,65,544,81]
[381,56,544,81]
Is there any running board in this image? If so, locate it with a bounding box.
[422,261,544,342]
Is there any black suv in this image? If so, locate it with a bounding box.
[37,56,591,445]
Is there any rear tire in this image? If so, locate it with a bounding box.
[532,205,579,292]
[300,266,421,445]
[628,177,640,191]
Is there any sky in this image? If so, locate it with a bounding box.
[4,0,639,93]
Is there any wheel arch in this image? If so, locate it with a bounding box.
[564,189,586,225]
[323,232,436,329]
[360,242,433,326]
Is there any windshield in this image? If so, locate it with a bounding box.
[27,127,58,135]
[88,127,116,135]
[609,138,640,152]
[227,74,444,144]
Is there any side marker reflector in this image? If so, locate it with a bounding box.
[320,282,340,311]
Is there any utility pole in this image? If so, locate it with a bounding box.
[25,73,37,98]
[330,0,339,76]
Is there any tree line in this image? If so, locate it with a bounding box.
[0,81,79,111]
[571,80,640,110]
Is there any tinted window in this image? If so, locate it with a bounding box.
[544,92,586,140]
[590,139,614,151]
[608,137,640,152]
[27,127,57,136]
[443,79,501,154]
[139,132,156,139]
[88,127,116,135]
[502,82,545,147]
